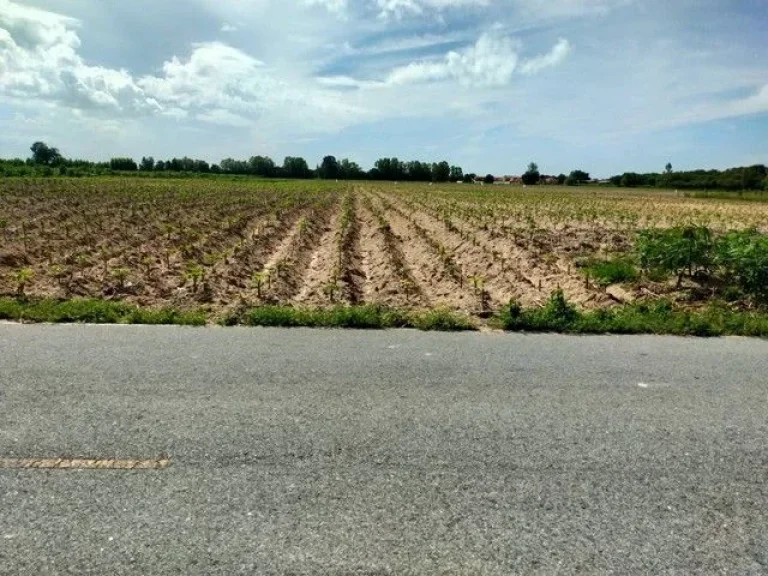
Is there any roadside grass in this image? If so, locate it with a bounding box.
[0,298,206,326]
[494,291,768,337]
[3,295,768,337]
[225,304,477,331]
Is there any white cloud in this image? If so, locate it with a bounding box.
[384,33,569,86]
[220,22,237,32]
[303,0,348,14]
[376,0,488,18]
[728,84,768,117]
[519,38,571,75]
[0,0,157,113]
[0,2,364,133]
[137,42,269,111]
[196,108,251,127]
[512,0,635,19]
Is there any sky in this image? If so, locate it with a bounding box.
[0,0,766,177]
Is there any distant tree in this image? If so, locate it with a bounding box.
[463,173,476,183]
[665,162,673,174]
[522,162,540,185]
[30,141,63,166]
[763,175,768,191]
[484,174,495,184]
[282,156,311,179]
[248,155,276,177]
[432,161,450,182]
[139,156,155,171]
[220,158,248,174]
[318,155,340,179]
[557,173,566,185]
[109,157,138,171]
[569,169,590,184]
[373,158,405,181]
[405,160,431,182]
[449,165,464,182]
[620,172,645,187]
[339,158,364,180]
[565,176,578,186]
[154,160,166,171]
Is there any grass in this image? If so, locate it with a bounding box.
[578,256,639,286]
[3,295,768,337]
[0,298,206,326]
[226,304,477,331]
[495,291,768,337]
[0,298,476,331]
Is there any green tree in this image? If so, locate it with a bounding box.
[140,156,155,171]
[665,162,673,174]
[484,174,495,184]
[449,165,464,182]
[318,155,340,179]
[110,157,138,171]
[30,142,63,166]
[339,158,364,180]
[282,156,311,179]
[557,173,566,185]
[522,162,540,185]
[248,155,276,177]
[569,169,590,184]
[432,161,450,182]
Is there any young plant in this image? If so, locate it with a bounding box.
[111,267,131,290]
[251,271,270,299]
[14,268,34,297]
[186,264,205,292]
[322,279,339,303]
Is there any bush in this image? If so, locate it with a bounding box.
[715,230,768,303]
[495,292,768,337]
[637,226,713,286]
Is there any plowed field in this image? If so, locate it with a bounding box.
[2,178,766,318]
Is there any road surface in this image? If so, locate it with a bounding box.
[1,325,767,575]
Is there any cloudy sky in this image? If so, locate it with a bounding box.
[0,0,766,176]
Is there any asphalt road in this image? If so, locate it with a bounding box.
[0,325,767,575]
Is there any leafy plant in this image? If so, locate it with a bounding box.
[111,267,131,289]
[637,226,713,287]
[715,229,768,303]
[14,268,34,297]
[185,264,204,292]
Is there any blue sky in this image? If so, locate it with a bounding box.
[0,0,766,176]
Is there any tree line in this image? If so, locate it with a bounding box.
[609,163,768,191]
[1,142,468,183]
[2,142,766,192]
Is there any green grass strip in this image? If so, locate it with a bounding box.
[0,298,206,326]
[494,295,768,337]
[227,304,477,331]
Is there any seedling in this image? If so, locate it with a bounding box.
[251,271,269,299]
[14,268,34,297]
[111,267,130,290]
[186,264,205,292]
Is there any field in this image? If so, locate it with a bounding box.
[2,177,768,330]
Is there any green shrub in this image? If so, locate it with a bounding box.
[637,226,713,286]
[715,229,768,303]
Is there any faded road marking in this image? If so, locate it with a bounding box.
[0,457,171,470]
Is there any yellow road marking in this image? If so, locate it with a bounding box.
[0,457,171,470]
